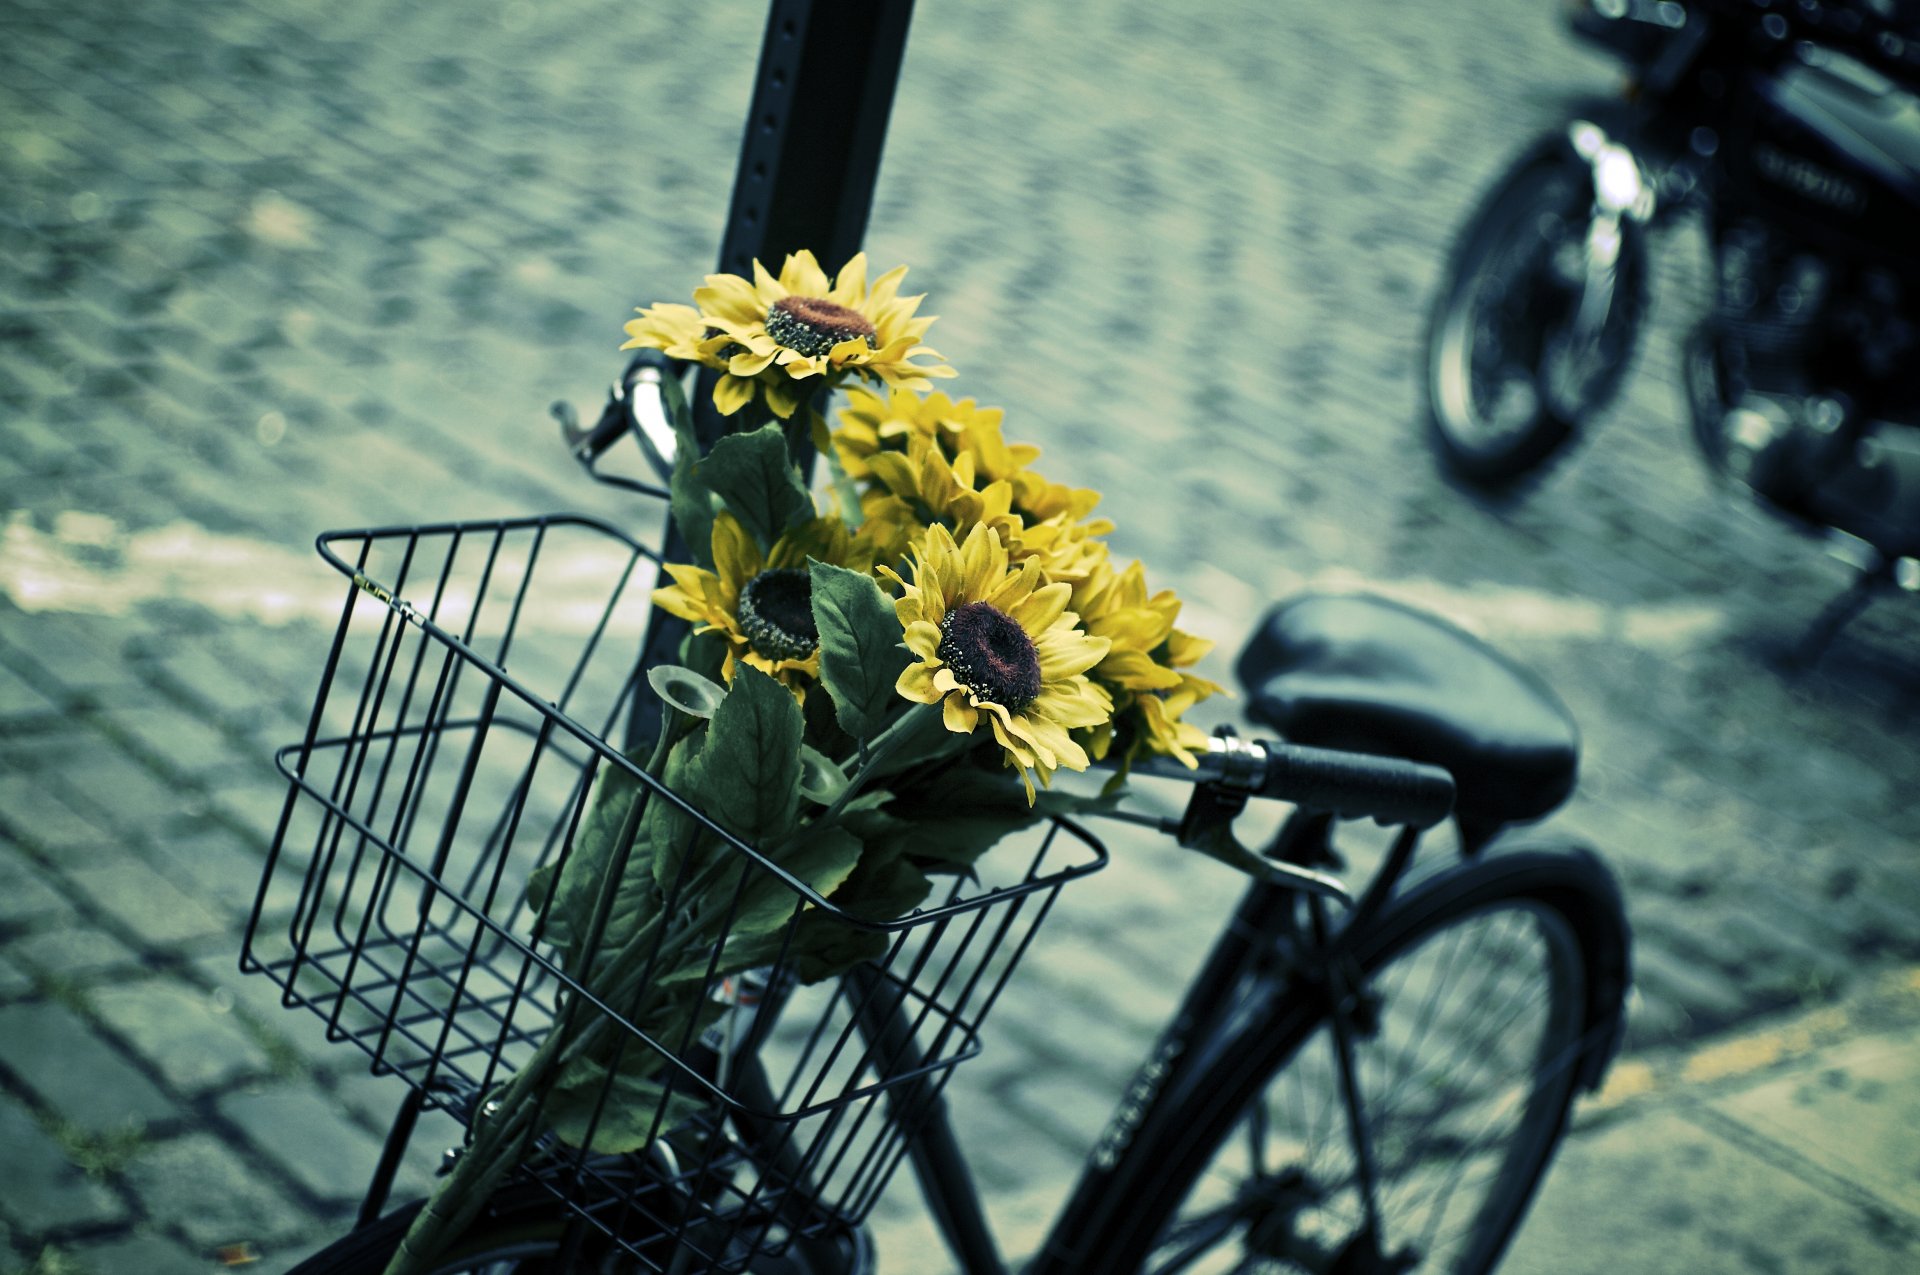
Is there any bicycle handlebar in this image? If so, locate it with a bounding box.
[1128,735,1457,829]
[556,351,678,480]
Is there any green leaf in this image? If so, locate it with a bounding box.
[866,764,1045,873]
[527,750,651,952]
[681,665,805,850]
[810,562,912,742]
[669,408,717,569]
[733,825,866,937]
[820,417,865,525]
[545,1017,720,1153]
[715,833,924,984]
[829,849,935,921]
[697,424,811,552]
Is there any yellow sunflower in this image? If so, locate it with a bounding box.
[1071,562,1224,768]
[625,251,955,422]
[891,523,1112,801]
[865,432,1019,536]
[1007,510,1113,585]
[1074,559,1184,696]
[832,387,1030,481]
[652,512,873,695]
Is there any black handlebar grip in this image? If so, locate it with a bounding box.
[1258,741,1456,829]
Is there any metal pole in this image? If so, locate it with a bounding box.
[631,0,915,745]
[691,0,916,448]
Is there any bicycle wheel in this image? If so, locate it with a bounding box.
[285,1189,584,1275]
[1424,143,1646,488]
[288,1181,853,1275]
[1101,848,1627,1274]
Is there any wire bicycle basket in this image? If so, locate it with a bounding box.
[242,511,1107,1271]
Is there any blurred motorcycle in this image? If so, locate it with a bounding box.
[1423,0,1920,652]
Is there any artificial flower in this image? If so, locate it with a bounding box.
[891,523,1112,801]
[652,512,872,694]
[626,251,955,421]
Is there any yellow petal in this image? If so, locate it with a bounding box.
[695,273,765,325]
[713,373,755,416]
[765,376,801,420]
[1095,648,1184,690]
[729,349,778,377]
[779,249,828,297]
[711,512,763,585]
[904,620,942,660]
[830,252,869,305]
[1009,580,1070,634]
[897,662,940,703]
[943,693,978,735]
[752,257,787,301]
[1036,630,1111,680]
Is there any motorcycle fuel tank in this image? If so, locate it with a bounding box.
[1740,42,1920,264]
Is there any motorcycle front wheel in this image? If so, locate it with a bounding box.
[1423,144,1647,487]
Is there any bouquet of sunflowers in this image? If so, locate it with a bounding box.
[386,252,1218,1274]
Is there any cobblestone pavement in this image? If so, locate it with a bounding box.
[4,0,1920,1270]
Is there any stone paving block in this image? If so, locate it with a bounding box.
[218,1084,388,1203]
[121,1133,308,1251]
[0,1001,177,1134]
[43,738,198,845]
[0,663,58,718]
[991,985,1154,1096]
[190,951,370,1075]
[1001,1065,1124,1158]
[140,826,278,924]
[0,841,73,926]
[1713,1028,1920,1219]
[1627,935,1756,1045]
[63,858,229,947]
[0,1096,129,1237]
[63,1231,207,1275]
[90,978,273,1095]
[1507,1108,1915,1274]
[0,959,33,1003]
[942,1085,1087,1197]
[0,776,113,861]
[206,777,293,854]
[0,614,137,698]
[5,927,142,983]
[325,1067,463,1202]
[102,704,241,785]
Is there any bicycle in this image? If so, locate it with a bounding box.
[240,1,1629,1264]
[240,347,1631,1275]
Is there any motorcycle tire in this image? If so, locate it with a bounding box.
[1424,142,1648,488]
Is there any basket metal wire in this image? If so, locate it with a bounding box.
[241,513,1106,1271]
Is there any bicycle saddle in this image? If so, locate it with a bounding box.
[1235,592,1579,828]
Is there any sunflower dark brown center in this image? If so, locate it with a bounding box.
[738,568,817,662]
[938,601,1042,712]
[766,296,878,359]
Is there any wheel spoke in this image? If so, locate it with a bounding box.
[1140,872,1601,1275]
[1150,1201,1247,1274]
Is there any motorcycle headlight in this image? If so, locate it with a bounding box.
[1594,145,1644,213]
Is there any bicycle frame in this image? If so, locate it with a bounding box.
[893,805,1429,1275]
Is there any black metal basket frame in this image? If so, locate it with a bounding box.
[241,511,1107,1264]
